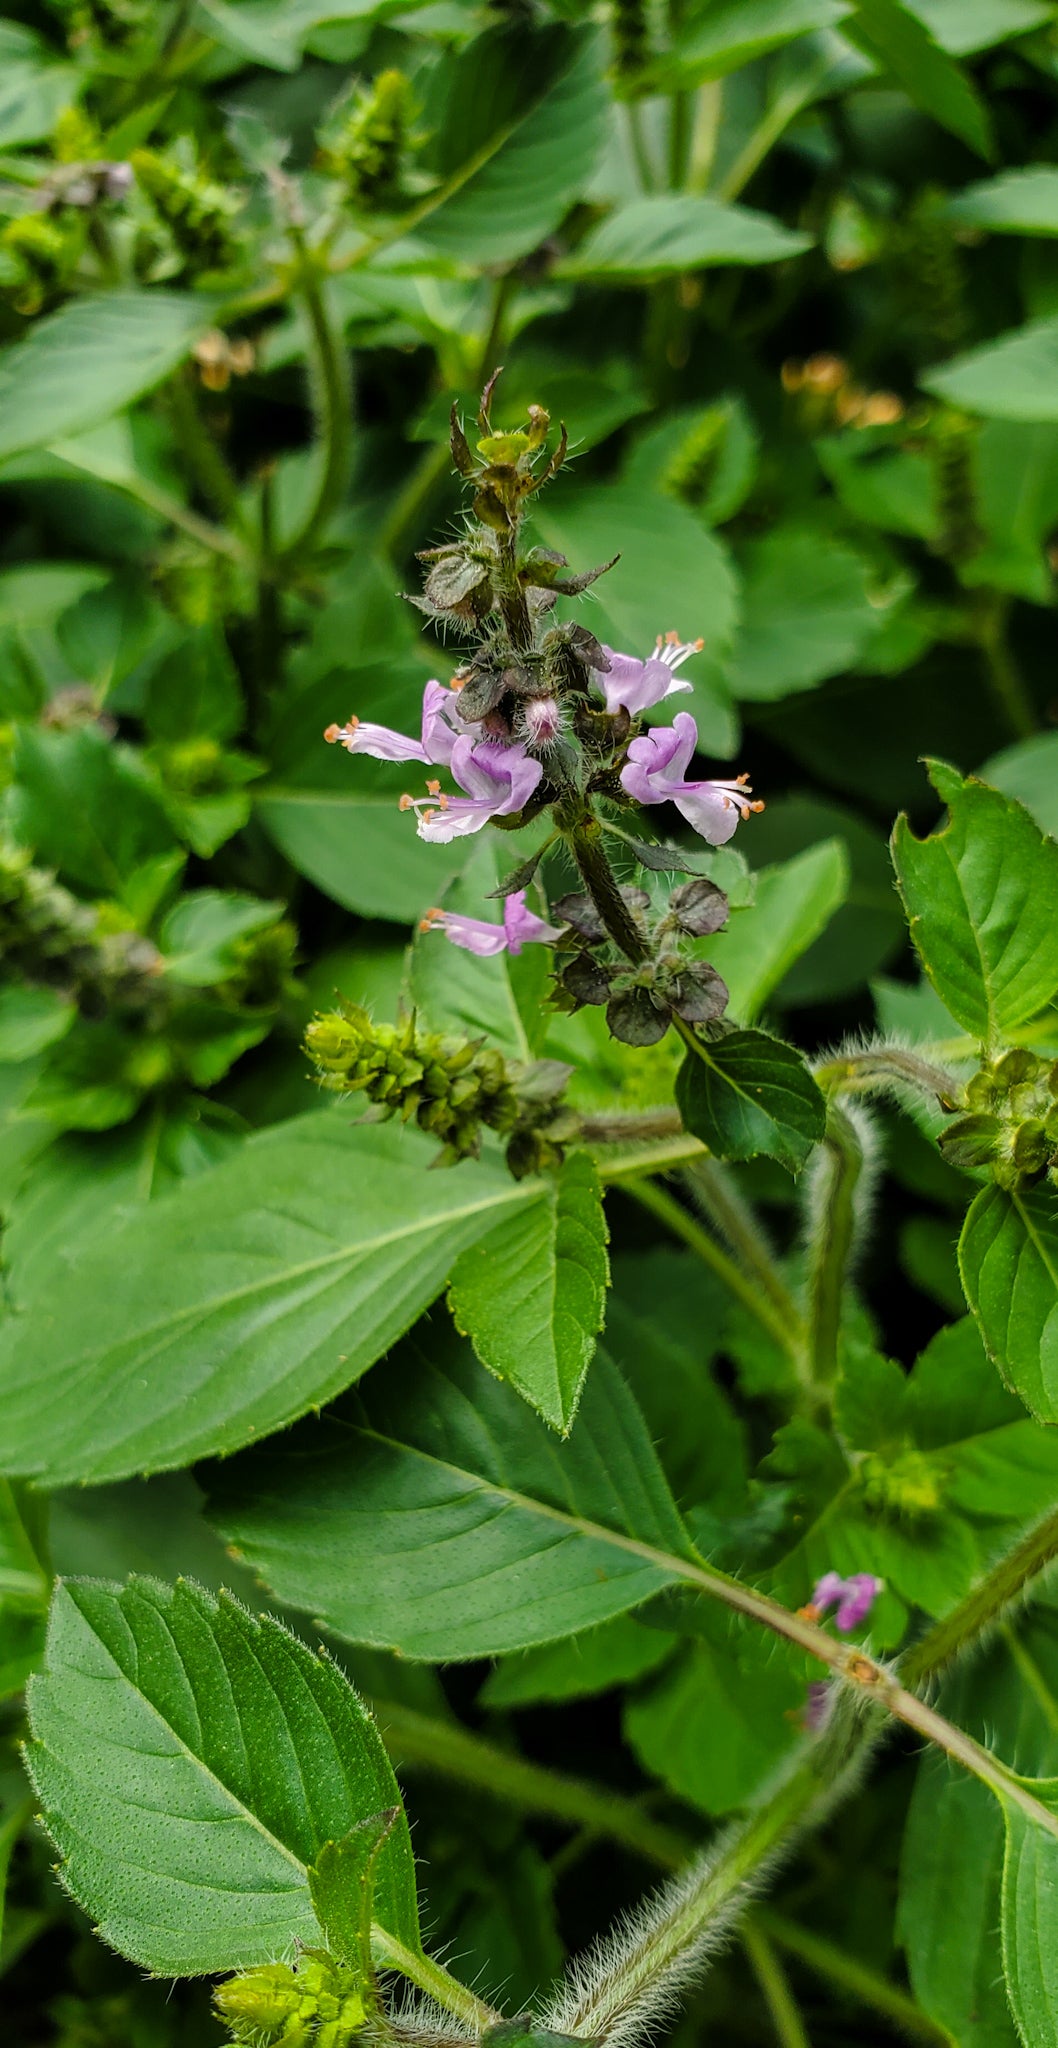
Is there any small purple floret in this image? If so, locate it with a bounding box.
[598,634,700,718]
[620,712,761,846]
[421,889,561,958]
[811,1571,883,1633]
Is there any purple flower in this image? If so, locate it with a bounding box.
[521,695,563,750]
[420,890,561,958]
[809,1571,883,1633]
[325,679,469,767]
[400,736,543,843]
[599,633,703,718]
[620,712,763,845]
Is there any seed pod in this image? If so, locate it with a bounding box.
[668,877,729,936]
[606,987,670,1045]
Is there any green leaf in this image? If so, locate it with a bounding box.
[675,1029,826,1173]
[606,1248,748,1513]
[845,0,994,157]
[0,983,74,1063]
[414,27,608,268]
[1002,1802,1058,2048]
[308,1812,401,1975]
[448,1152,609,1433]
[923,318,1058,423]
[26,1577,419,1976]
[0,52,78,148]
[652,0,852,86]
[479,1613,675,1708]
[160,891,285,987]
[891,760,1058,1041]
[901,1615,1058,2044]
[960,1183,1058,1423]
[726,528,880,702]
[558,196,810,281]
[624,1612,801,1817]
[901,1731,1017,2043]
[9,725,176,896]
[0,295,212,463]
[705,840,850,1022]
[909,0,1052,54]
[945,167,1058,236]
[981,735,1058,841]
[207,1333,696,1660]
[0,1112,538,1484]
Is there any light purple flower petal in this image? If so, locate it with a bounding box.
[599,635,701,717]
[420,888,560,958]
[810,1571,883,1634]
[325,680,470,768]
[620,711,761,847]
[403,738,544,844]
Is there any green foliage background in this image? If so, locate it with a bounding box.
[4,0,1058,2042]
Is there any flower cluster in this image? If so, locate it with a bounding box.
[317,377,763,1071]
[940,1047,1058,1191]
[305,1002,576,1174]
[215,1954,365,2048]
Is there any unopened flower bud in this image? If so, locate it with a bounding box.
[522,695,562,748]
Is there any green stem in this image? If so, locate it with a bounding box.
[805,1106,862,1391]
[901,1502,1058,1691]
[973,592,1037,742]
[684,1155,806,1343]
[625,100,657,192]
[370,1700,695,1871]
[253,469,282,709]
[743,1922,812,2048]
[815,1046,961,1109]
[280,235,353,566]
[579,1108,684,1146]
[371,1927,501,2031]
[624,1176,809,1372]
[169,366,246,530]
[754,1911,955,2046]
[566,818,648,962]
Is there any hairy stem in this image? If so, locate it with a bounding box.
[370,1699,694,1871]
[901,1501,1058,1690]
[371,1927,501,2031]
[542,1756,845,2043]
[566,818,648,962]
[742,1922,811,2048]
[973,591,1037,742]
[815,1045,962,1108]
[805,1105,862,1390]
[280,233,353,565]
[579,1108,685,1145]
[169,366,246,529]
[624,1176,807,1370]
[684,1156,805,1342]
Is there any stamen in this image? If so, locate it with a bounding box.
[419,909,446,932]
[797,1603,823,1624]
[657,632,704,670]
[437,792,449,809]
[324,723,341,743]
[399,794,413,811]
[426,779,441,795]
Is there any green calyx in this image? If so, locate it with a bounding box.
[318,68,411,213]
[215,1955,366,2048]
[857,1446,944,1519]
[942,1049,1058,1190]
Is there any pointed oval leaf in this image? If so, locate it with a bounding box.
[675,1028,826,1173]
[558,196,810,281]
[0,294,212,461]
[26,1578,419,1977]
[959,1182,1058,1422]
[448,1152,609,1434]
[891,760,1058,1041]
[208,1336,695,1661]
[0,1113,536,1485]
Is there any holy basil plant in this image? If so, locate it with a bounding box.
[7,2,1058,2045]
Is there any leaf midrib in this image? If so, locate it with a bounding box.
[12,1178,532,1364]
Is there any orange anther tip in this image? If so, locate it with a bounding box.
[426,778,441,794]
[398,794,413,811]
[323,723,340,742]
[797,1603,823,1624]
[438,792,450,808]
